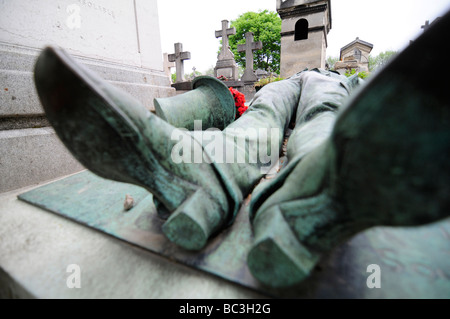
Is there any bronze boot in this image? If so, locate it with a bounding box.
[247,11,450,288]
[34,46,236,250]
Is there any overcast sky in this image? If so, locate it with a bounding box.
[157,0,450,73]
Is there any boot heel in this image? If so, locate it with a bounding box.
[247,205,319,288]
[162,189,225,250]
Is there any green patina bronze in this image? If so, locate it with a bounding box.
[18,170,450,298]
[154,76,236,131]
[246,11,450,287]
[31,10,450,290]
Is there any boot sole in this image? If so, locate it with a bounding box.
[247,205,319,288]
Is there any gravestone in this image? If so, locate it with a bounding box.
[168,43,192,92]
[168,43,191,83]
[0,0,174,193]
[255,69,269,80]
[214,20,239,80]
[238,32,263,83]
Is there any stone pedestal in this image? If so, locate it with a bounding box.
[218,80,256,103]
[240,83,257,102]
[171,81,193,95]
[0,182,264,298]
[0,0,175,193]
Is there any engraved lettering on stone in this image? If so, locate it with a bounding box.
[77,0,116,19]
[66,4,81,30]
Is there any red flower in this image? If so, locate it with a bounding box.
[237,106,248,117]
[229,87,247,119]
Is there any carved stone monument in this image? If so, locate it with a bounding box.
[238,32,263,83]
[168,43,192,93]
[334,37,373,75]
[214,20,239,80]
[0,0,174,193]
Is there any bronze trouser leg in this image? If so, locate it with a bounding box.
[246,10,450,288]
[209,70,357,220]
[248,69,359,219]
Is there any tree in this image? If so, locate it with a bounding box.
[368,50,398,72]
[226,10,282,74]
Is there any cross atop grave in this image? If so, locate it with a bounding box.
[168,43,191,83]
[238,32,263,82]
[421,20,430,31]
[215,20,236,60]
[214,20,238,80]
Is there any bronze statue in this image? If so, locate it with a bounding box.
[34,10,450,288]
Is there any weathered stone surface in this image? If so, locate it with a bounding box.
[168,43,191,83]
[0,0,163,70]
[214,20,239,80]
[334,38,373,74]
[0,43,174,117]
[278,0,331,78]
[0,128,85,193]
[0,0,174,192]
[238,32,263,83]
[0,184,264,298]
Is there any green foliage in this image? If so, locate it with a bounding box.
[368,50,398,72]
[344,69,368,79]
[170,70,202,83]
[255,76,284,88]
[185,70,202,80]
[357,71,369,79]
[344,69,356,77]
[227,10,281,74]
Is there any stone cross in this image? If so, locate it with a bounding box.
[215,20,236,60]
[168,43,191,83]
[421,20,430,31]
[238,32,263,82]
